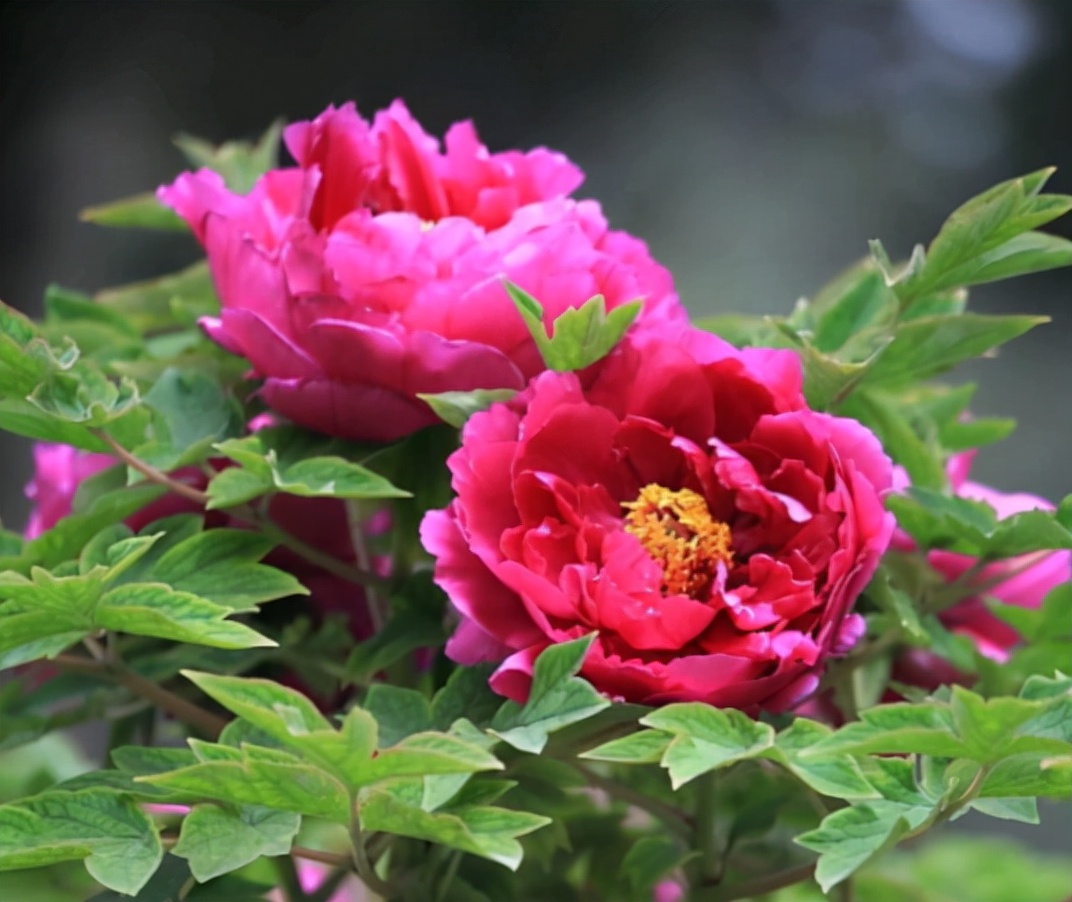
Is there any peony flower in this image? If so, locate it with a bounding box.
[421,327,894,712]
[23,444,115,538]
[267,860,368,902]
[892,452,1071,690]
[159,101,684,442]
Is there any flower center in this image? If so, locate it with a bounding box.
[622,484,733,597]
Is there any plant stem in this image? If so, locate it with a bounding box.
[350,817,396,899]
[93,429,210,506]
[273,855,309,902]
[696,861,816,901]
[693,771,721,885]
[571,760,693,837]
[52,651,227,739]
[345,500,386,630]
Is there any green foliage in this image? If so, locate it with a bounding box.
[5,134,1072,902]
[490,636,610,754]
[0,789,163,895]
[419,388,519,428]
[506,282,642,372]
[208,429,410,508]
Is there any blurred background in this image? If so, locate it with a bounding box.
[1,0,1070,852]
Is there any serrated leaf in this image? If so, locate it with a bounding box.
[505,282,642,372]
[431,665,502,731]
[362,685,433,747]
[139,754,351,823]
[174,120,284,194]
[204,468,271,510]
[96,585,275,649]
[796,800,932,892]
[418,389,518,428]
[862,314,1046,387]
[359,788,549,870]
[171,804,300,882]
[969,796,1040,824]
[80,192,187,231]
[765,719,877,800]
[0,788,163,895]
[640,703,774,789]
[181,672,333,742]
[621,835,691,893]
[579,729,673,764]
[490,636,609,754]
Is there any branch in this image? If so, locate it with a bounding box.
[52,652,227,739]
[698,861,817,901]
[92,429,210,506]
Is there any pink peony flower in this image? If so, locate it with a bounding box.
[23,444,115,538]
[159,101,685,442]
[421,327,894,712]
[892,452,1071,690]
[266,860,368,902]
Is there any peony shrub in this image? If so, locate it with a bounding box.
[1,110,1071,902]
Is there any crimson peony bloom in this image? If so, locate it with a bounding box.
[159,101,684,442]
[892,452,1071,690]
[421,327,894,712]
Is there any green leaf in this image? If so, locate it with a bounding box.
[843,390,946,489]
[969,796,1040,824]
[505,282,642,372]
[490,636,610,753]
[354,731,504,788]
[580,729,673,765]
[171,804,300,882]
[621,835,691,894]
[204,468,270,510]
[80,192,187,231]
[431,665,503,731]
[639,704,775,789]
[362,685,433,747]
[141,527,307,609]
[862,314,1046,387]
[765,719,877,800]
[83,854,193,902]
[181,672,332,743]
[359,787,550,870]
[95,262,217,335]
[808,261,899,353]
[174,120,285,194]
[95,585,276,649]
[139,752,352,823]
[418,389,518,428]
[0,788,163,895]
[210,434,410,508]
[796,800,932,893]
[141,368,242,464]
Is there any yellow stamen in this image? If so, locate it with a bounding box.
[622,484,733,597]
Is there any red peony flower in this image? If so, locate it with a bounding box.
[892,452,1071,690]
[421,327,894,712]
[159,101,684,442]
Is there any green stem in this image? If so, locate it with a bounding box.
[350,816,396,899]
[695,861,816,901]
[693,771,721,886]
[93,429,210,506]
[345,500,386,631]
[52,651,226,739]
[273,855,309,902]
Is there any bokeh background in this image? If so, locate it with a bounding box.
[1,0,1070,855]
